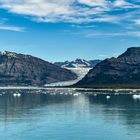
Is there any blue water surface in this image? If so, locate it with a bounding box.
[0,90,140,140]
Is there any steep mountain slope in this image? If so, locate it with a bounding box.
[75,47,140,88]
[54,59,101,68]
[0,51,77,86]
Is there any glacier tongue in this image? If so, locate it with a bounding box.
[45,68,91,87]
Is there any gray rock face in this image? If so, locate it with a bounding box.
[0,51,77,86]
[75,47,140,88]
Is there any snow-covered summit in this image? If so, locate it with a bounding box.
[0,51,17,57]
[54,59,100,68]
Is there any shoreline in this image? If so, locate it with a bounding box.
[0,86,140,93]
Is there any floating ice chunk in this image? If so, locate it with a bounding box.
[73,93,79,96]
[13,93,21,97]
[115,92,119,95]
[132,89,137,93]
[106,95,110,99]
[69,92,73,95]
[50,93,56,96]
[17,93,21,97]
[65,93,68,95]
[2,92,5,94]
[132,94,140,99]
[115,89,119,92]
[13,93,17,97]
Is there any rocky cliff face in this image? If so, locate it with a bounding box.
[0,51,77,86]
[75,47,140,88]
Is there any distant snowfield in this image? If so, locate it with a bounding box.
[45,68,91,87]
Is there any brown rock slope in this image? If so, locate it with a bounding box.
[0,51,77,86]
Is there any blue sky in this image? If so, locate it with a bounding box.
[0,0,140,62]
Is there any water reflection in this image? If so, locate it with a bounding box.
[87,94,140,139]
[0,90,140,140]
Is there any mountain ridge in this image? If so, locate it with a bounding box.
[75,47,140,88]
[0,51,77,86]
[54,59,101,68]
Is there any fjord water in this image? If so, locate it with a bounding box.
[0,91,140,140]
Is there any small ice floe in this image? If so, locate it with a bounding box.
[73,93,79,96]
[132,89,137,93]
[50,93,56,96]
[115,92,119,95]
[54,89,58,92]
[68,89,72,92]
[17,93,21,97]
[132,94,140,100]
[0,94,2,96]
[114,89,119,93]
[106,95,111,99]
[2,92,5,95]
[13,93,17,97]
[94,94,97,96]
[13,93,21,97]
[78,93,81,95]
[35,90,41,94]
[65,93,68,95]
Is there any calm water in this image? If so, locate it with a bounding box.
[0,90,140,140]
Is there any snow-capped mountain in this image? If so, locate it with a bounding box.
[54,59,101,68]
[45,59,101,87]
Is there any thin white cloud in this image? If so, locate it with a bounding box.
[113,0,136,8]
[0,25,25,32]
[98,54,108,58]
[134,19,140,26]
[73,30,140,38]
[92,15,121,23]
[98,52,121,59]
[78,0,109,7]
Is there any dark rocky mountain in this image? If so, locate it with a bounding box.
[0,51,77,86]
[75,47,140,88]
[54,59,101,68]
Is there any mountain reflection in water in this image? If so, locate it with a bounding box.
[0,90,140,140]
